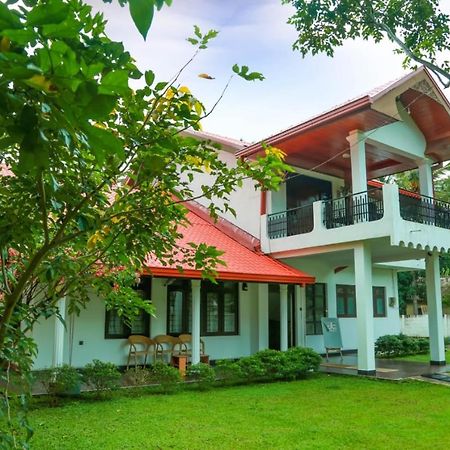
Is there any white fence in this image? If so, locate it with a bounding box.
[400,314,450,338]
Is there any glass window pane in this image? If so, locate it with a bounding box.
[130,311,146,334]
[347,297,356,316]
[337,297,345,316]
[306,323,314,335]
[223,292,236,333]
[186,292,192,333]
[206,292,219,333]
[168,291,183,334]
[107,310,127,336]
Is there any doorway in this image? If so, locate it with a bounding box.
[268,285,296,350]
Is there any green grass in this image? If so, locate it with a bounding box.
[29,374,450,450]
[392,351,450,364]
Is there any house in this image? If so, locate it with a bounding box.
[31,67,450,374]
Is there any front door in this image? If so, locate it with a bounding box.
[268,285,296,350]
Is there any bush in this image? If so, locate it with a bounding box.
[375,334,429,357]
[38,365,81,404]
[124,367,152,386]
[147,362,181,394]
[186,363,216,390]
[82,360,121,398]
[214,359,244,386]
[224,347,321,383]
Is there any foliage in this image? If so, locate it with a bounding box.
[282,0,450,87]
[82,359,121,398]
[146,362,181,393]
[375,334,429,357]
[123,367,152,386]
[217,348,321,383]
[28,375,450,449]
[37,365,81,402]
[0,0,288,442]
[185,362,216,390]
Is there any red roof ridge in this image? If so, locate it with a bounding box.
[183,199,261,252]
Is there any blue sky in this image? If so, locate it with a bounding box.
[90,0,448,142]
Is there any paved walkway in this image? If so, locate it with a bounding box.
[320,353,450,382]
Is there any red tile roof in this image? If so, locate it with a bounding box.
[143,202,314,285]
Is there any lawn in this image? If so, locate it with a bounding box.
[29,374,450,450]
[393,352,450,364]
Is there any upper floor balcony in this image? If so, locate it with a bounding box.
[261,184,450,259]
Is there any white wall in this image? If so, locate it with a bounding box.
[282,256,401,354]
[31,279,263,369]
[401,315,450,338]
[183,147,261,237]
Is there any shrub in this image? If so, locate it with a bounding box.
[375,334,429,357]
[124,367,152,386]
[236,355,266,381]
[284,347,322,378]
[186,363,216,390]
[214,359,244,385]
[82,360,121,398]
[38,365,81,404]
[147,362,181,394]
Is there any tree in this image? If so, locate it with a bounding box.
[282,0,450,87]
[0,0,288,445]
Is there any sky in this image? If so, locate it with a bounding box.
[89,0,447,143]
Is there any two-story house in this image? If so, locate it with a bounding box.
[31,67,450,375]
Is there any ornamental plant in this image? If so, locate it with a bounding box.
[186,362,216,390]
[82,359,121,398]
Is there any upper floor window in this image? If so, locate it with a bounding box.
[105,276,152,339]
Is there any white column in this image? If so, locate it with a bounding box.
[257,283,269,350]
[52,297,66,367]
[425,253,446,365]
[191,279,201,364]
[347,130,367,194]
[295,285,306,347]
[354,243,376,375]
[418,159,434,197]
[280,284,288,351]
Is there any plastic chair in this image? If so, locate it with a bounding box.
[126,335,156,369]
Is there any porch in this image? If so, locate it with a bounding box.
[321,352,450,382]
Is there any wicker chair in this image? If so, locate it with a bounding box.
[126,335,156,369]
[178,334,205,356]
[154,335,181,362]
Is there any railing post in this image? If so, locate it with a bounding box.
[313,200,325,231]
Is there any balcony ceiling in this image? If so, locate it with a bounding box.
[238,68,450,181]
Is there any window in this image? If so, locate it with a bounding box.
[373,286,387,317]
[336,284,356,318]
[305,283,327,335]
[167,280,191,335]
[105,276,152,339]
[201,281,238,336]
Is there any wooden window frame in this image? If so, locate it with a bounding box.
[104,276,152,339]
[305,283,327,335]
[372,286,387,318]
[201,281,239,336]
[336,284,356,318]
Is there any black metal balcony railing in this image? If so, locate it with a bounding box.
[323,188,384,230]
[399,191,450,230]
[267,204,314,239]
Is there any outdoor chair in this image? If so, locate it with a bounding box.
[178,334,206,356]
[126,335,156,369]
[154,335,181,362]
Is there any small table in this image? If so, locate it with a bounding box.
[171,354,210,376]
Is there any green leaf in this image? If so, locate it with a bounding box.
[2,29,38,45]
[85,95,117,120]
[27,0,70,26]
[83,125,124,162]
[0,3,21,29]
[144,70,155,86]
[98,70,130,96]
[129,0,154,40]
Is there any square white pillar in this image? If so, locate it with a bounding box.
[257,283,269,350]
[191,279,201,364]
[347,130,367,194]
[280,284,288,351]
[425,253,446,365]
[418,159,434,197]
[52,297,66,367]
[354,243,376,375]
[295,285,306,347]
